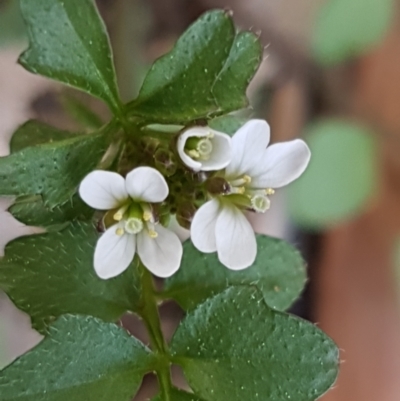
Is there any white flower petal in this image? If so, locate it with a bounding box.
[251,139,311,188]
[190,199,220,253]
[125,166,169,203]
[79,171,128,210]
[225,119,270,178]
[176,127,207,171]
[200,131,232,171]
[137,225,183,278]
[177,127,232,172]
[168,215,191,242]
[94,223,136,279]
[215,205,257,270]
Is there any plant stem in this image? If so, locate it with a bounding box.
[138,263,172,401]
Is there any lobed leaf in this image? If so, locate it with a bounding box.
[10,120,77,153]
[0,315,154,401]
[0,126,110,208]
[171,287,339,401]
[127,10,262,123]
[0,222,141,333]
[164,235,306,312]
[19,0,121,112]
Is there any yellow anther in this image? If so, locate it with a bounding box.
[113,211,123,221]
[115,228,125,236]
[143,211,152,221]
[243,175,252,184]
[237,187,245,194]
[148,230,158,238]
[265,188,275,195]
[188,149,200,158]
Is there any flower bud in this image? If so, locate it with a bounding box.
[176,201,197,229]
[205,176,230,195]
[154,148,177,176]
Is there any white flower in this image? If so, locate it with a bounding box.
[177,126,232,172]
[79,167,183,279]
[191,119,311,270]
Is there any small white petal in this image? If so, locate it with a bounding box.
[251,139,311,188]
[168,215,190,242]
[190,199,220,253]
[225,119,270,178]
[215,205,257,270]
[176,127,205,171]
[79,171,128,210]
[125,167,169,203]
[177,127,232,172]
[200,131,232,171]
[94,223,136,279]
[137,225,183,278]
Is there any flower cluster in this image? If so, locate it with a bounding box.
[80,119,310,279]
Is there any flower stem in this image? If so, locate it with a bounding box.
[138,263,172,401]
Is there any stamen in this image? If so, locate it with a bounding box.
[251,194,271,213]
[115,227,125,236]
[148,230,158,238]
[141,203,153,222]
[265,188,275,195]
[124,217,143,234]
[187,149,200,158]
[230,186,246,195]
[113,204,129,221]
[230,175,252,187]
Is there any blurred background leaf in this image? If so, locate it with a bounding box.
[313,0,394,65]
[0,0,26,47]
[288,119,378,229]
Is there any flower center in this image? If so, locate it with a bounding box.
[223,174,275,213]
[124,217,143,234]
[185,134,214,161]
[109,201,158,238]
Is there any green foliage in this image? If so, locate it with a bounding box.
[288,119,378,229]
[10,120,77,153]
[127,10,262,123]
[313,0,394,65]
[171,287,339,401]
[208,115,247,135]
[164,236,306,311]
[151,389,205,401]
[0,127,110,208]
[0,222,141,333]
[0,315,154,401]
[8,194,92,230]
[19,0,121,113]
[0,0,26,46]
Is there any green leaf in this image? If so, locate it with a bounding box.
[127,10,261,123]
[10,120,76,153]
[209,115,247,135]
[171,287,339,401]
[313,0,394,65]
[164,236,306,312]
[0,315,154,401]
[288,119,378,229]
[0,222,140,333]
[212,31,261,110]
[0,127,110,208]
[151,388,205,401]
[8,194,93,230]
[19,0,121,113]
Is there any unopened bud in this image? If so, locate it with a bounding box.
[154,148,177,176]
[176,202,197,229]
[205,177,230,195]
